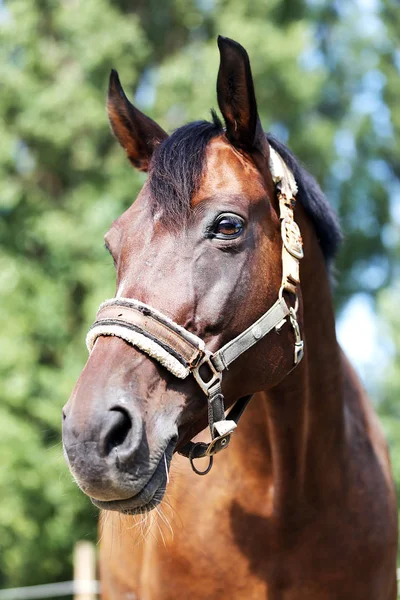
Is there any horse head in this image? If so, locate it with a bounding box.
[63,37,304,514]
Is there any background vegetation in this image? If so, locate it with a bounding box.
[1,0,399,592]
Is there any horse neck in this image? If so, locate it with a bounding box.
[262,205,345,511]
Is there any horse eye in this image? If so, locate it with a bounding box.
[212,215,245,239]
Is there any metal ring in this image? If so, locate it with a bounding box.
[189,446,214,476]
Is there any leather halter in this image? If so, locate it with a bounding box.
[86,148,304,475]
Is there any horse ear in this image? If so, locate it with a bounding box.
[107,70,168,172]
[216,36,268,156]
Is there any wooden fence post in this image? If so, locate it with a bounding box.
[73,541,97,600]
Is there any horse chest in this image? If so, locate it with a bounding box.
[99,406,397,600]
[99,462,396,600]
[100,516,394,600]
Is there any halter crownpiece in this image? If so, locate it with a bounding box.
[86,148,304,475]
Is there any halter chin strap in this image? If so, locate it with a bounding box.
[86,147,304,475]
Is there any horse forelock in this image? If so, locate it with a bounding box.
[147,116,342,264]
[148,111,223,224]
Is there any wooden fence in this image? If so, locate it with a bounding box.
[0,542,99,600]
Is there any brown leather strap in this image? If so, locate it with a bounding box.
[91,304,203,368]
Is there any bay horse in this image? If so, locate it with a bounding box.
[63,37,398,599]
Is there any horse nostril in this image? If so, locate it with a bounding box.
[104,407,132,456]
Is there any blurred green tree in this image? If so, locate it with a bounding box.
[0,0,150,587]
[376,284,400,568]
[363,0,400,567]
[0,0,398,590]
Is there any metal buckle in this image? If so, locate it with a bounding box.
[192,350,222,396]
[281,218,303,260]
[205,436,230,456]
[202,420,237,456]
[289,307,304,365]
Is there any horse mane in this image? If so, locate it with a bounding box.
[149,115,342,265]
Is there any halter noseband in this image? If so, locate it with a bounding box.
[86,148,304,475]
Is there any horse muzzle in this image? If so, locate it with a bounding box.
[62,397,177,513]
[90,437,176,514]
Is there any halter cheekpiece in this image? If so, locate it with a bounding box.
[86,148,304,475]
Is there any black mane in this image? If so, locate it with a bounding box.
[149,117,342,264]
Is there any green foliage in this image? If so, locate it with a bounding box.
[0,0,147,588]
[1,0,399,591]
[377,285,400,562]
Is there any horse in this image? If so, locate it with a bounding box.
[62,36,398,599]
